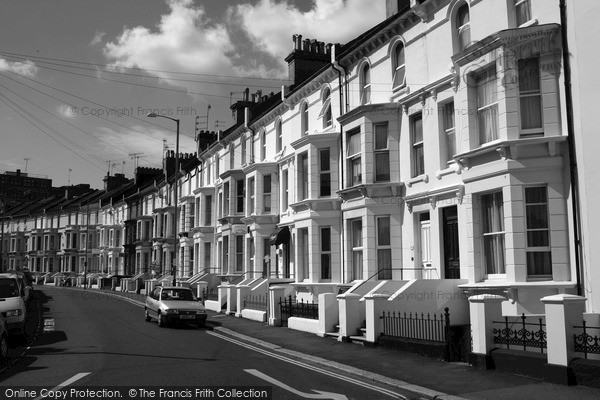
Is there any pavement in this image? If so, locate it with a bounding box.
[41,286,600,400]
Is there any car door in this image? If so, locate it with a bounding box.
[147,287,161,317]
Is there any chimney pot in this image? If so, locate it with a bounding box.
[303,38,310,51]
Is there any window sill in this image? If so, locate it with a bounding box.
[518,19,538,28]
[406,174,429,188]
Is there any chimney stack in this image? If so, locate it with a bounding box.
[285,34,332,87]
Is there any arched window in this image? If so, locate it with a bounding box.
[260,129,266,161]
[360,63,371,105]
[318,87,332,128]
[456,4,471,52]
[275,119,283,152]
[392,42,406,89]
[301,102,309,135]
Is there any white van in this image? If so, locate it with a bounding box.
[0,274,27,337]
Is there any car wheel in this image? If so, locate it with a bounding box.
[157,312,165,328]
[0,334,7,361]
[145,309,151,322]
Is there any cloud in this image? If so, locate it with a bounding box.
[90,31,106,45]
[0,57,38,77]
[104,0,236,82]
[229,0,386,63]
[103,0,386,89]
[57,104,76,119]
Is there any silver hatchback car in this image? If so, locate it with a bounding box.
[145,286,207,328]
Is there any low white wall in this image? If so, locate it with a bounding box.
[288,317,320,335]
[388,279,470,325]
[241,309,266,322]
[204,299,222,312]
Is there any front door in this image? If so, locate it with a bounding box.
[443,206,460,279]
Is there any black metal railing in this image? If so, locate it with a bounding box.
[203,288,219,301]
[380,308,450,343]
[493,314,546,353]
[244,294,268,312]
[279,295,319,326]
[574,319,600,359]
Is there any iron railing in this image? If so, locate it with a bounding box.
[380,308,450,343]
[574,319,600,359]
[244,294,268,312]
[203,288,219,301]
[279,295,318,326]
[493,314,546,353]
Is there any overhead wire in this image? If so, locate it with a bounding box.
[0,92,107,171]
[0,78,163,169]
[0,50,290,81]
[0,68,197,152]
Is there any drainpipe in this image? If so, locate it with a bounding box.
[332,46,348,285]
[559,0,583,296]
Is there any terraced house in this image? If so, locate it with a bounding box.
[1,0,599,385]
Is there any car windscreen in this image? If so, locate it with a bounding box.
[161,289,195,301]
[0,279,20,298]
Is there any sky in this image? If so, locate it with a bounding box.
[0,0,385,189]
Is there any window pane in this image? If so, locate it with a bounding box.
[519,58,540,92]
[320,174,331,197]
[377,217,390,246]
[412,115,423,143]
[527,251,552,275]
[484,234,505,274]
[414,145,424,176]
[482,192,504,232]
[352,220,362,247]
[526,204,548,229]
[321,254,331,279]
[520,97,542,130]
[375,124,388,150]
[527,231,549,247]
[375,153,390,182]
[321,228,331,251]
[351,157,362,185]
[525,186,547,203]
[320,149,330,171]
[347,130,361,156]
[377,249,392,280]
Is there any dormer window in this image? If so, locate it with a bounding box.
[318,87,332,128]
[456,4,471,52]
[360,63,371,105]
[392,42,406,90]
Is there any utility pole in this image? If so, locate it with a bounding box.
[83,201,90,289]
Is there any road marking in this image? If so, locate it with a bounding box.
[246,369,348,400]
[34,372,91,400]
[209,331,405,399]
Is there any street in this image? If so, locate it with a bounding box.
[0,287,408,400]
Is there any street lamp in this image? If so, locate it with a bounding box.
[147,112,179,287]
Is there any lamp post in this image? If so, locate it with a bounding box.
[147,113,179,287]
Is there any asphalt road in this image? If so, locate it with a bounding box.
[0,287,410,400]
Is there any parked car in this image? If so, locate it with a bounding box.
[0,274,27,338]
[145,286,207,328]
